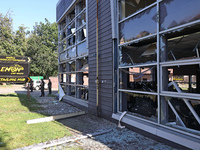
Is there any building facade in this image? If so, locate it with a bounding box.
[57,0,200,149]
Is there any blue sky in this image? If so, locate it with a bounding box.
[0,0,58,31]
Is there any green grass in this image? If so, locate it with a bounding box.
[0,93,71,150]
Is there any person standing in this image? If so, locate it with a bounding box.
[40,79,45,97]
[30,79,33,92]
[48,79,52,95]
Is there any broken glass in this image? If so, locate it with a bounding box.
[77,41,87,57]
[58,44,62,53]
[69,85,75,97]
[60,19,66,30]
[77,27,86,43]
[160,31,200,62]
[161,96,200,132]
[67,21,75,36]
[76,12,86,28]
[61,64,66,72]
[62,40,66,50]
[70,61,76,72]
[67,34,76,47]
[119,0,156,20]
[61,84,66,94]
[76,57,88,71]
[119,41,157,66]
[59,64,63,72]
[67,8,75,23]
[162,64,200,94]
[76,0,86,14]
[76,86,88,100]
[59,51,67,62]
[119,6,157,44]
[68,47,76,59]
[119,91,157,122]
[119,66,157,92]
[160,0,200,31]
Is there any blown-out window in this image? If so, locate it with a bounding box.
[117,0,200,134]
[58,0,88,101]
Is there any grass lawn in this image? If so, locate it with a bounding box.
[0,93,71,150]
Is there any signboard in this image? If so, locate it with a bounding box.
[0,56,30,83]
[173,76,184,81]
[0,77,26,82]
[0,63,29,76]
[0,56,30,63]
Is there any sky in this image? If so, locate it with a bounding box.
[0,0,58,31]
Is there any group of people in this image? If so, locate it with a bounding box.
[29,79,52,97]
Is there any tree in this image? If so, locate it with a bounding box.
[0,11,15,56]
[0,12,58,78]
[13,26,28,56]
[26,19,58,78]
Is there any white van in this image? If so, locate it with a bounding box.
[33,80,48,90]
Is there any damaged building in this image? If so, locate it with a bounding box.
[56,0,200,149]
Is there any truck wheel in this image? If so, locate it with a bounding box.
[36,86,39,90]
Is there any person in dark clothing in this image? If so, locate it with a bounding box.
[30,79,33,92]
[48,79,52,95]
[40,79,45,97]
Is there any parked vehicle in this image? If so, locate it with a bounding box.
[33,80,48,90]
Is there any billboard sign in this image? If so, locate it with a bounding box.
[0,56,31,83]
[0,77,26,82]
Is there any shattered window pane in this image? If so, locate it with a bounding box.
[67,21,75,37]
[119,66,157,92]
[77,41,87,57]
[70,61,75,72]
[76,57,88,72]
[68,47,76,59]
[59,51,67,62]
[119,0,156,20]
[77,0,86,14]
[161,96,200,131]
[119,41,157,66]
[160,0,200,31]
[76,12,86,28]
[76,86,88,100]
[160,31,200,62]
[69,85,75,96]
[119,91,157,122]
[67,33,76,47]
[162,64,200,94]
[62,64,67,72]
[119,6,157,44]
[61,84,66,94]
[67,8,75,24]
[77,27,86,43]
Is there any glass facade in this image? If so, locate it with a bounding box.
[58,0,88,101]
[118,0,200,134]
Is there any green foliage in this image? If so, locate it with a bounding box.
[26,19,58,78]
[13,26,28,56]
[0,11,58,78]
[0,12,15,56]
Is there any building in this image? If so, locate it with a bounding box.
[56,0,200,149]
